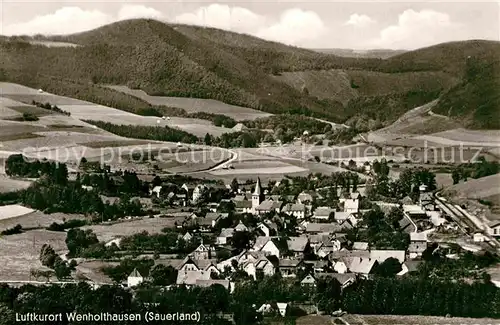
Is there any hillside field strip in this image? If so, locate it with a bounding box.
[0,210,85,232]
[0,82,231,137]
[107,85,272,121]
[343,314,500,325]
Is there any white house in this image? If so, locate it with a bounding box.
[251,237,281,258]
[150,186,162,198]
[192,184,208,203]
[282,203,307,220]
[409,232,428,258]
[333,261,348,274]
[487,220,500,237]
[242,259,275,280]
[127,268,144,288]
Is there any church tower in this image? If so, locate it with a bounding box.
[252,177,264,213]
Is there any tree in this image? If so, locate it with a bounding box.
[230,178,239,193]
[374,257,402,277]
[231,231,253,254]
[150,264,177,286]
[39,244,57,268]
[452,169,460,185]
[204,133,212,145]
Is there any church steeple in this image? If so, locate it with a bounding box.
[252,177,264,213]
[253,177,262,196]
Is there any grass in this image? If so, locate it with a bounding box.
[0,132,42,141]
[0,175,32,193]
[82,139,153,149]
[0,210,85,232]
[0,229,67,281]
[81,216,186,243]
[8,105,55,117]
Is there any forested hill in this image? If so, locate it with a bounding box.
[1,19,499,129]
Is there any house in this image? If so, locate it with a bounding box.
[316,242,342,258]
[276,303,288,317]
[127,268,144,288]
[312,207,335,220]
[191,243,215,260]
[256,200,283,215]
[403,205,427,219]
[487,220,500,236]
[287,237,309,258]
[251,236,281,258]
[346,257,378,275]
[257,223,271,237]
[242,258,275,280]
[397,260,423,276]
[179,232,193,242]
[297,191,320,204]
[192,184,208,203]
[333,211,354,223]
[370,250,406,263]
[176,270,211,286]
[150,186,162,198]
[235,200,253,214]
[216,228,235,245]
[399,215,418,234]
[300,274,317,286]
[177,256,219,274]
[234,220,249,232]
[352,242,369,251]
[303,260,329,273]
[305,223,343,234]
[279,259,303,277]
[473,232,489,242]
[342,194,360,214]
[316,273,356,289]
[409,232,428,257]
[333,260,348,274]
[419,192,435,210]
[282,203,307,219]
[200,212,228,229]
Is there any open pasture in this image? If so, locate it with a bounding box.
[442,173,500,203]
[107,85,272,121]
[0,230,67,281]
[210,159,308,176]
[81,216,185,243]
[0,210,85,231]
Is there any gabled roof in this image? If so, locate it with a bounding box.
[252,236,273,251]
[316,273,356,285]
[370,250,406,263]
[128,268,142,278]
[256,200,283,211]
[352,242,369,250]
[176,270,211,285]
[235,200,252,208]
[306,223,343,234]
[344,198,359,211]
[279,259,302,267]
[313,207,335,217]
[287,237,309,252]
[235,220,249,231]
[253,178,262,196]
[329,249,370,260]
[410,232,428,242]
[282,203,306,212]
[334,211,352,221]
[301,274,317,284]
[218,228,235,238]
[347,257,377,274]
[195,279,230,290]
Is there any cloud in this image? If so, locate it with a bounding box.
[255,9,327,46]
[117,5,163,21]
[3,7,111,35]
[345,14,376,28]
[174,4,265,33]
[2,5,163,36]
[371,9,461,49]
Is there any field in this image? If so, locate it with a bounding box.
[0,82,231,137]
[107,85,272,121]
[442,174,500,204]
[0,175,33,192]
[0,210,85,232]
[0,204,34,221]
[0,229,67,281]
[81,216,186,243]
[342,314,500,325]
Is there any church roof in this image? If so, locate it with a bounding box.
[253,177,262,196]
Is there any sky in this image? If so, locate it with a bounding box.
[0,0,498,50]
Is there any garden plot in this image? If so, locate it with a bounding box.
[210,160,307,175]
[107,85,272,121]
